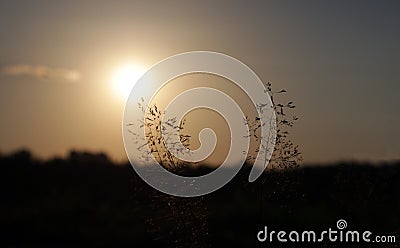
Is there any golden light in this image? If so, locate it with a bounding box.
[111,63,146,100]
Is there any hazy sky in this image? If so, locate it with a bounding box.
[0,1,399,163]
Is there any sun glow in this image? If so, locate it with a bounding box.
[111,64,146,100]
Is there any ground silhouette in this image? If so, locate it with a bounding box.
[1,149,399,247]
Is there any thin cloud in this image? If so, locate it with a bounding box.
[1,64,81,82]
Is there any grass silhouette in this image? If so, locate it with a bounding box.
[1,150,400,247]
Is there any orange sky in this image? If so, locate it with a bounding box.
[0,1,399,164]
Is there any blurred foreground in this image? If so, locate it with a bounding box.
[1,150,399,247]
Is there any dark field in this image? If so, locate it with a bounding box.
[1,150,399,247]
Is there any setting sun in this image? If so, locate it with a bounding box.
[112,64,146,100]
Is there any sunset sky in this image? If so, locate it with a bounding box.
[0,1,399,164]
